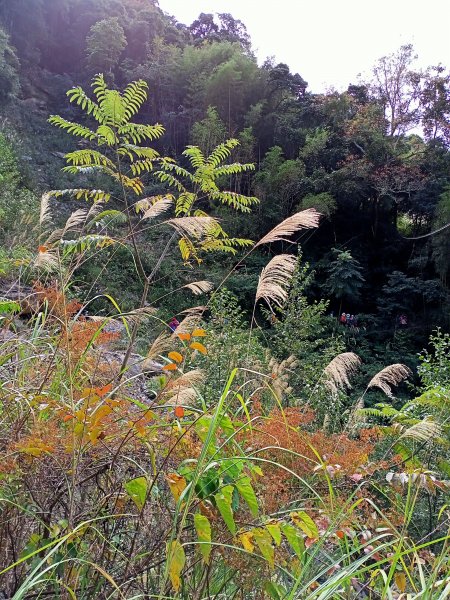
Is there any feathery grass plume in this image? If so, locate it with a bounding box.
[179,306,207,319]
[123,306,157,326]
[175,314,201,334]
[40,192,53,227]
[146,332,173,361]
[255,254,297,308]
[368,364,412,398]
[398,418,443,443]
[166,369,205,389]
[141,196,174,220]
[255,208,320,247]
[166,216,219,239]
[183,281,214,295]
[45,208,89,245]
[324,352,362,394]
[34,249,59,272]
[164,387,198,406]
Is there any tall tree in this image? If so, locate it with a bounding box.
[85,17,127,74]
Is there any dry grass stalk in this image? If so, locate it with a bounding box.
[255,254,297,308]
[183,281,214,295]
[142,196,173,220]
[368,364,411,398]
[324,352,361,394]
[255,208,320,247]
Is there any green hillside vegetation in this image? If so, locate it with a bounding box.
[0,2,449,598]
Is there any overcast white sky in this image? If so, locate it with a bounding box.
[158,0,450,93]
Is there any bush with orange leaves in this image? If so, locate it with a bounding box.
[244,407,380,513]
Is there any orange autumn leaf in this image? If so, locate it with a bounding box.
[192,328,206,337]
[63,414,74,422]
[177,332,191,341]
[95,383,112,397]
[163,363,177,371]
[174,405,185,418]
[168,351,183,363]
[38,245,48,253]
[189,341,207,355]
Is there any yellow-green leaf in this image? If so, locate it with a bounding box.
[235,476,259,517]
[239,530,255,552]
[214,485,236,534]
[291,511,318,539]
[124,476,147,511]
[167,540,185,592]
[253,528,274,569]
[281,523,305,559]
[265,521,282,546]
[194,513,212,564]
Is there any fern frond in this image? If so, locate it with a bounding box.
[96,124,117,146]
[206,139,240,168]
[48,115,98,140]
[256,208,321,246]
[154,171,187,193]
[129,158,156,176]
[64,149,116,170]
[212,163,255,177]
[119,145,160,161]
[52,188,111,203]
[175,192,196,216]
[118,123,165,144]
[183,145,206,168]
[122,80,148,121]
[255,254,297,309]
[210,190,259,213]
[67,85,102,121]
[92,74,107,104]
[179,237,200,264]
[156,160,194,181]
[88,210,127,229]
[99,89,126,126]
[200,237,253,254]
[60,234,115,255]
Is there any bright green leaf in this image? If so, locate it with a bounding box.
[214,485,236,534]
